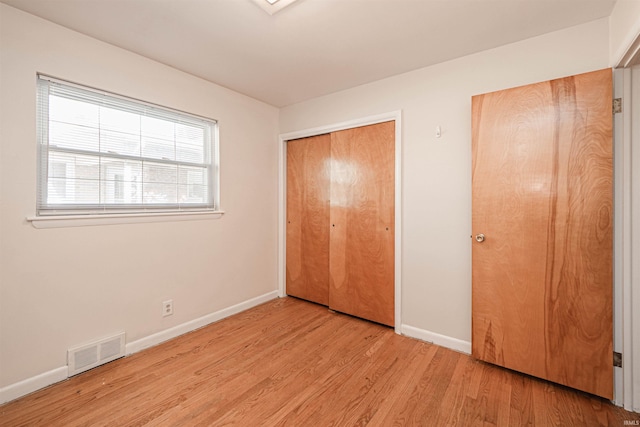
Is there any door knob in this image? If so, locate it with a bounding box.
[475,234,485,243]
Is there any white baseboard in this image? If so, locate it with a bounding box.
[401,324,472,355]
[0,291,279,405]
[0,366,67,405]
[126,291,279,355]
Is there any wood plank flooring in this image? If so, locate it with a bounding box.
[1,297,638,426]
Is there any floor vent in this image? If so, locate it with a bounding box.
[67,332,125,377]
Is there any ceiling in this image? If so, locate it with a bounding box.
[1,0,617,107]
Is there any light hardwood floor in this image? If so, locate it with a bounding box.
[1,297,638,426]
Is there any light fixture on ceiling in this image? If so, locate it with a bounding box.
[252,0,300,15]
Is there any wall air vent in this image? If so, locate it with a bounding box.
[67,332,125,377]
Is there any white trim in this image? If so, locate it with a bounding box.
[277,126,287,299]
[630,66,640,412]
[27,210,225,229]
[0,291,278,404]
[401,324,472,355]
[393,114,402,331]
[279,112,402,142]
[278,111,403,333]
[0,367,67,405]
[615,32,640,69]
[614,65,640,413]
[613,67,629,407]
[613,15,640,69]
[125,291,278,355]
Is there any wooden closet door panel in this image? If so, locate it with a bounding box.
[471,69,613,398]
[329,121,395,326]
[286,134,331,305]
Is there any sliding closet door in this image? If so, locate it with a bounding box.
[286,134,331,305]
[329,121,395,326]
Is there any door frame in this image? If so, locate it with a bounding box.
[278,110,403,333]
[630,66,640,413]
[613,66,640,411]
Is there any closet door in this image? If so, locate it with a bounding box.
[286,134,331,305]
[329,121,395,326]
[471,69,613,398]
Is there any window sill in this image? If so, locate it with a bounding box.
[26,210,225,229]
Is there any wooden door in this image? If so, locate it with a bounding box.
[471,69,613,398]
[329,121,395,327]
[286,134,331,305]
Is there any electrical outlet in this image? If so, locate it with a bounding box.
[162,299,173,317]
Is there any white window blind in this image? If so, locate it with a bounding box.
[36,75,218,215]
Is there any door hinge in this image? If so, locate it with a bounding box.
[613,98,623,114]
[614,351,622,367]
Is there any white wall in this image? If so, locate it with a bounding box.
[280,19,610,345]
[610,0,640,66]
[0,4,279,392]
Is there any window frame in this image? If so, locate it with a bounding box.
[34,75,221,220]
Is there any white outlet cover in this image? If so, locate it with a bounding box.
[162,300,173,316]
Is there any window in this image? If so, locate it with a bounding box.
[36,75,218,216]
